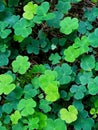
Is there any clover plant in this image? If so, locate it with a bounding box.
[0,0,98,129]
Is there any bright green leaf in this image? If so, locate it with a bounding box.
[10,110,21,124]
[12,55,30,74]
[23,2,38,20]
[60,17,79,35]
[60,105,78,123]
[0,74,16,95]
[17,98,36,116]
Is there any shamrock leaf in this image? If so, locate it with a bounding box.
[2,103,13,114]
[13,18,34,38]
[13,35,24,43]
[80,55,95,71]
[23,2,38,20]
[70,85,87,99]
[27,117,39,130]
[49,53,61,65]
[36,2,49,15]
[56,0,71,14]
[60,105,78,123]
[23,84,38,98]
[17,98,36,116]
[44,118,67,130]
[74,110,94,130]
[27,39,40,54]
[60,17,79,35]
[0,74,16,95]
[39,70,58,90]
[0,50,11,66]
[84,7,98,22]
[45,83,60,102]
[64,46,80,62]
[39,99,51,113]
[64,36,90,62]
[73,36,90,54]
[39,70,60,102]
[10,110,21,124]
[33,2,55,23]
[12,55,30,74]
[54,63,72,85]
[47,11,64,28]
[0,21,11,39]
[79,71,92,85]
[78,21,93,34]
[87,76,98,95]
[88,28,98,47]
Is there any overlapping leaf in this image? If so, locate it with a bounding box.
[39,70,60,102]
[13,18,34,38]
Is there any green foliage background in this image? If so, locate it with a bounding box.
[0,0,98,129]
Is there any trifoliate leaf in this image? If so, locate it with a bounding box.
[49,53,61,65]
[36,2,49,15]
[23,2,38,20]
[64,46,80,62]
[0,50,11,66]
[80,55,95,71]
[27,117,39,130]
[70,85,87,99]
[64,36,90,62]
[39,99,51,113]
[44,118,67,130]
[60,105,78,123]
[17,98,36,116]
[10,110,21,124]
[0,74,16,95]
[45,83,60,102]
[74,110,94,130]
[13,18,34,38]
[88,28,98,47]
[87,76,98,95]
[12,55,30,74]
[60,17,79,35]
[39,70,60,102]
[56,0,71,14]
[13,35,24,42]
[54,63,72,85]
[0,21,11,39]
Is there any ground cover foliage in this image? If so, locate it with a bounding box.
[0,0,98,129]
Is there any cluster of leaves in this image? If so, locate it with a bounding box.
[0,0,98,129]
